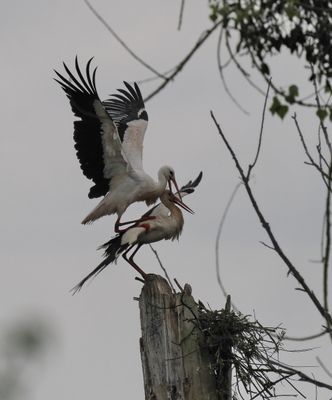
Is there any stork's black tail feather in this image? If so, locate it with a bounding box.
[70,235,127,294]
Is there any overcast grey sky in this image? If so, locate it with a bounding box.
[1,1,331,399]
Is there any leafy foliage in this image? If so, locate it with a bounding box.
[209,0,332,118]
[270,96,289,119]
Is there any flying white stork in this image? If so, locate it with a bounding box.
[54,57,181,231]
[71,172,202,293]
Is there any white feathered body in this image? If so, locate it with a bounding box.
[121,204,184,246]
[81,169,168,224]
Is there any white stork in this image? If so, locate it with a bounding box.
[54,57,181,231]
[71,172,202,293]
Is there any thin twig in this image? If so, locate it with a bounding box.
[292,113,329,187]
[323,162,332,341]
[311,64,332,154]
[225,35,266,96]
[149,244,175,293]
[283,329,329,342]
[215,182,242,312]
[259,241,275,250]
[321,211,327,262]
[316,356,332,378]
[136,67,177,84]
[269,359,332,391]
[217,25,249,115]
[84,0,166,80]
[247,79,272,180]
[174,278,183,292]
[177,0,185,31]
[210,111,332,329]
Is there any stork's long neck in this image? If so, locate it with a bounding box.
[162,199,184,233]
[156,169,168,194]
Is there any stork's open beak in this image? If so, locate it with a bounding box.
[169,177,182,201]
[172,195,194,215]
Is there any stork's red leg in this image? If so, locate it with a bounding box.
[122,244,147,280]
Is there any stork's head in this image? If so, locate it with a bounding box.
[159,166,182,200]
[160,190,195,214]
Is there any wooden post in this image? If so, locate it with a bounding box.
[139,274,222,400]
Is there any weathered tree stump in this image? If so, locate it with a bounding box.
[139,274,221,400]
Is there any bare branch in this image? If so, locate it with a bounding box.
[210,111,332,328]
[269,359,332,391]
[292,113,329,187]
[174,278,183,292]
[84,0,166,80]
[311,64,332,154]
[323,162,332,340]
[284,329,330,342]
[144,21,222,102]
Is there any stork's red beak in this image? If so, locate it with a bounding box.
[169,177,182,201]
[172,195,194,214]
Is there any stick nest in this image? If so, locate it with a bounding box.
[197,300,293,399]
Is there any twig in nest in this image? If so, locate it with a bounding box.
[197,301,332,396]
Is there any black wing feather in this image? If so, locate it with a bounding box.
[180,171,203,194]
[54,57,109,198]
[103,81,148,141]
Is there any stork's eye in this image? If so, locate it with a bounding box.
[169,170,174,177]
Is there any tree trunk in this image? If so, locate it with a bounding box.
[139,274,224,400]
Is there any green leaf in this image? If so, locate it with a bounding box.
[261,62,270,75]
[288,84,299,98]
[285,3,298,20]
[316,108,328,121]
[270,96,289,119]
[209,4,220,22]
[285,84,299,104]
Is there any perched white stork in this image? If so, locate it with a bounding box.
[71,172,202,293]
[54,57,181,231]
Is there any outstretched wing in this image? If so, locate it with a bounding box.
[144,171,203,218]
[103,82,148,171]
[54,57,127,198]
